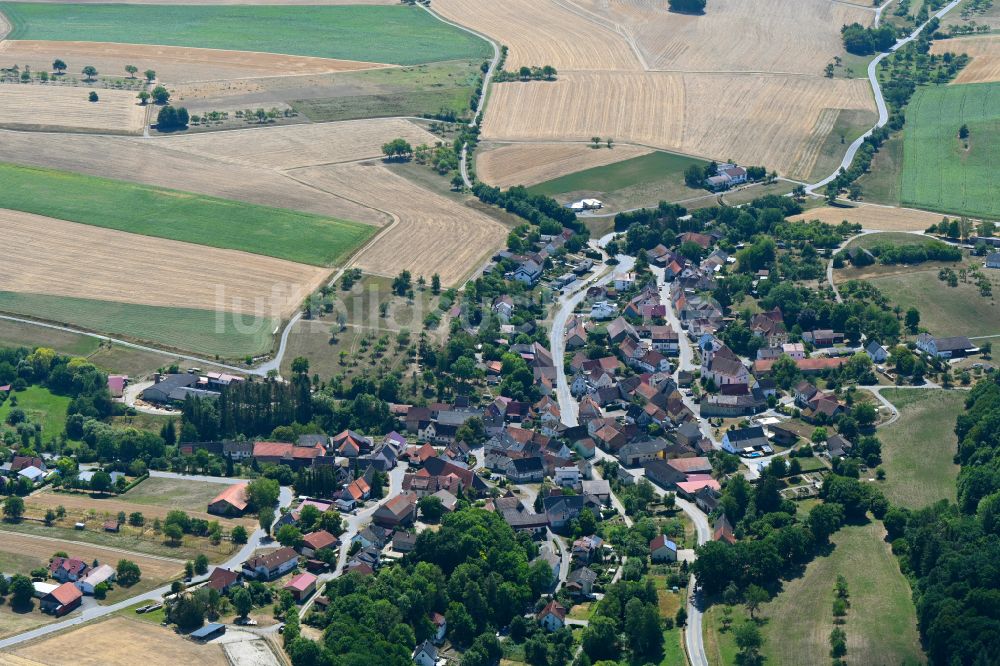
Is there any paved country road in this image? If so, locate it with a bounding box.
[807,0,963,194]
[0,482,293,650]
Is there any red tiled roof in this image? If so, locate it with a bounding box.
[48,582,82,606]
[206,567,240,591]
[284,572,317,593]
[302,530,338,551]
[209,483,248,512]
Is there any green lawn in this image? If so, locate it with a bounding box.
[746,522,920,666]
[900,81,1000,218]
[0,292,275,359]
[291,60,482,123]
[878,388,964,508]
[0,3,490,65]
[0,163,375,267]
[868,267,1000,338]
[857,132,904,205]
[847,231,933,250]
[0,385,71,441]
[527,150,710,212]
[0,318,101,357]
[122,476,231,513]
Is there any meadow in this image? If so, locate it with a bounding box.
[0,3,491,65]
[0,163,375,267]
[867,268,1000,338]
[527,150,710,210]
[704,522,922,666]
[900,81,1000,218]
[0,385,71,441]
[0,291,275,358]
[290,60,483,123]
[877,388,963,508]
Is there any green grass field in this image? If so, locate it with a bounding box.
[878,388,963,508]
[0,292,275,359]
[0,3,490,65]
[122,477,229,512]
[527,150,710,211]
[291,60,482,122]
[900,81,1000,218]
[0,385,71,440]
[703,522,922,666]
[868,267,1000,338]
[857,132,904,205]
[847,231,931,250]
[0,163,374,267]
[0,318,101,357]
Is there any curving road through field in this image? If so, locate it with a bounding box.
[807,0,963,195]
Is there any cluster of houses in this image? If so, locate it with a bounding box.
[21,555,119,617]
[0,454,49,487]
[704,163,749,192]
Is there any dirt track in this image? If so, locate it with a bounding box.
[0,208,329,318]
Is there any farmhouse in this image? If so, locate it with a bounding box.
[206,567,241,593]
[916,334,976,359]
[242,547,298,580]
[300,530,339,557]
[373,493,418,528]
[207,482,249,517]
[252,441,325,469]
[49,557,90,583]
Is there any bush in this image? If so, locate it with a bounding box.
[88,91,98,102]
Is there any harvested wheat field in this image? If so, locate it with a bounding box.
[0,85,145,133]
[0,209,329,318]
[0,130,389,224]
[932,35,1000,84]
[789,205,944,231]
[23,489,256,530]
[292,163,507,285]
[11,617,228,666]
[0,532,183,582]
[565,0,871,74]
[433,0,641,70]
[476,142,652,188]
[156,118,437,170]
[483,72,876,179]
[0,41,389,86]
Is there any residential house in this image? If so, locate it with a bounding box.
[607,317,639,344]
[413,640,442,666]
[566,567,598,597]
[617,439,666,467]
[544,494,600,530]
[554,466,580,487]
[492,295,515,321]
[205,567,241,593]
[537,600,567,632]
[793,381,819,409]
[675,422,703,449]
[865,341,889,364]
[695,486,722,514]
[649,535,678,563]
[373,493,418,528]
[252,441,324,470]
[300,530,339,557]
[827,434,853,458]
[649,325,680,355]
[513,260,543,286]
[207,483,249,517]
[703,349,749,387]
[572,535,604,563]
[802,329,844,348]
[721,426,769,454]
[750,308,787,347]
[643,459,686,489]
[986,252,1000,269]
[242,547,298,580]
[781,342,806,360]
[506,456,545,483]
[714,514,737,544]
[581,479,611,503]
[49,557,89,583]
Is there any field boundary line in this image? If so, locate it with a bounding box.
[553,0,649,70]
[0,526,188,565]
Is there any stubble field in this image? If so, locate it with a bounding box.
[565,0,872,75]
[0,40,389,85]
[0,85,145,133]
[10,617,230,666]
[482,71,876,179]
[156,117,438,170]
[476,142,652,188]
[931,34,1000,84]
[0,130,389,224]
[0,209,328,318]
[292,162,508,285]
[788,205,944,231]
